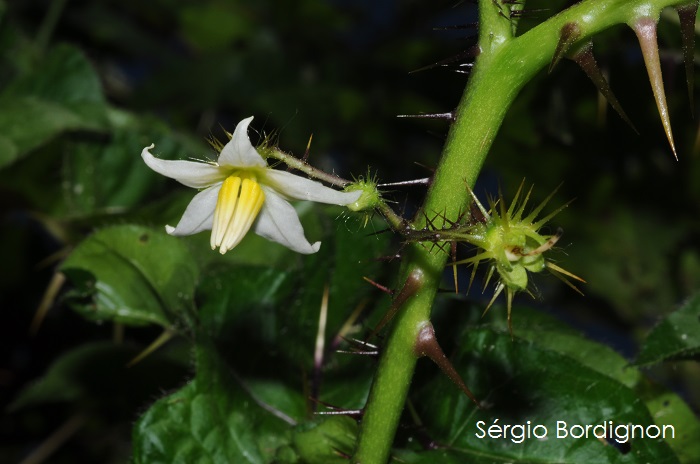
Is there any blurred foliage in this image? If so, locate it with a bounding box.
[1,0,699,463]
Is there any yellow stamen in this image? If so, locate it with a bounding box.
[211,175,265,254]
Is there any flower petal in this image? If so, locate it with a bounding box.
[217,116,267,168]
[254,188,321,254]
[165,184,221,236]
[262,169,362,205]
[142,144,226,188]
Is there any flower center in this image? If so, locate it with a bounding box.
[210,174,265,254]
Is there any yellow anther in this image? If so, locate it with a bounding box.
[211,175,265,254]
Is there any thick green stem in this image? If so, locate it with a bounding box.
[352,1,691,463]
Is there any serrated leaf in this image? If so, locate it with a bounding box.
[499,306,641,388]
[60,225,198,328]
[132,343,292,464]
[411,324,680,463]
[635,292,700,366]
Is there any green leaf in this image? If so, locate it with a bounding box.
[500,306,641,388]
[635,292,700,366]
[0,96,106,168]
[0,44,108,167]
[132,343,293,464]
[281,209,389,366]
[197,207,389,367]
[8,341,188,414]
[410,321,680,463]
[293,416,358,464]
[60,225,199,328]
[4,43,105,104]
[642,387,700,464]
[60,117,196,217]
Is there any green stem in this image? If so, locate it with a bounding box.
[262,145,407,229]
[353,0,689,462]
[262,146,352,187]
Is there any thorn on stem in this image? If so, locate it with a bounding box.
[571,41,638,134]
[550,22,581,73]
[631,16,678,159]
[302,133,313,163]
[336,337,379,356]
[397,112,455,121]
[414,322,480,406]
[362,277,394,295]
[311,398,364,418]
[368,269,424,339]
[409,46,479,74]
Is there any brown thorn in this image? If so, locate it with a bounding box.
[302,133,313,163]
[677,4,698,117]
[367,269,424,339]
[414,323,480,406]
[423,211,438,231]
[571,42,639,134]
[631,17,678,159]
[362,276,394,295]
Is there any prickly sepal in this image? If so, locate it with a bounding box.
[345,172,381,213]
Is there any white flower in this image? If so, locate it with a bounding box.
[142,116,361,254]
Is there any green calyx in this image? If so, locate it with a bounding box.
[484,213,550,291]
[344,175,381,212]
[405,181,584,334]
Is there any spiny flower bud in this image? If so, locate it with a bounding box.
[406,181,585,336]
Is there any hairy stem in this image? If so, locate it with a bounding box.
[352,0,689,462]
